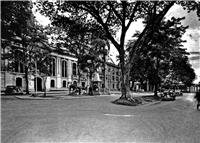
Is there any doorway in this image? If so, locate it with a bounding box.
[16,77,22,87]
[34,77,42,91]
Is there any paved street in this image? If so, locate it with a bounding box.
[1,93,200,143]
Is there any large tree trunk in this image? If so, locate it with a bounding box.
[154,56,159,96]
[25,66,29,94]
[120,55,132,99]
[77,68,82,95]
[154,67,158,96]
[89,71,93,95]
[43,76,47,97]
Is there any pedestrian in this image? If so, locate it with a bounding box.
[194,91,200,110]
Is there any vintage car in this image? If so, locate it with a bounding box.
[5,86,23,95]
[173,89,183,96]
[160,89,176,101]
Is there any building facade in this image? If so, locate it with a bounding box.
[1,51,121,92]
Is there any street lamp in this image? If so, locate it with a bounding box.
[35,60,37,96]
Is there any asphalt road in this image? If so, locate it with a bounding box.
[1,93,200,143]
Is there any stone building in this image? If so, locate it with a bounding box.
[1,50,121,92]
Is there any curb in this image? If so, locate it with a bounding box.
[14,95,102,100]
[141,101,162,106]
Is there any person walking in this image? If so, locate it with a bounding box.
[194,91,200,110]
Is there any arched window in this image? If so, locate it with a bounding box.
[51,80,55,87]
[51,58,56,76]
[14,50,24,73]
[72,63,77,76]
[62,60,67,77]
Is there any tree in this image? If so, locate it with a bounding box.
[44,12,109,91]
[34,47,52,97]
[79,39,109,89]
[1,1,33,47]
[36,1,200,99]
[129,17,196,95]
[3,20,50,94]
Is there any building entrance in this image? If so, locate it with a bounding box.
[34,77,42,91]
[16,77,22,87]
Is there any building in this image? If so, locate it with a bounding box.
[1,49,121,92]
[104,62,121,90]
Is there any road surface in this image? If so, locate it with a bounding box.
[1,93,200,142]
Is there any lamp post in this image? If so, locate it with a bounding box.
[35,60,37,96]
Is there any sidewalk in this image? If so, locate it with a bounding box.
[13,91,155,100]
[14,94,99,100]
[13,90,116,100]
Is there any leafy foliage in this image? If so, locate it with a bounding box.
[36,1,200,98]
[129,17,196,91]
[1,1,33,47]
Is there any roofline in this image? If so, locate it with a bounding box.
[106,62,120,68]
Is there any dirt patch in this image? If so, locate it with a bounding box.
[112,97,142,106]
[112,95,161,106]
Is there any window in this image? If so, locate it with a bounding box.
[51,58,56,76]
[15,61,19,72]
[113,84,115,89]
[14,50,24,73]
[16,77,22,87]
[63,80,66,87]
[20,63,24,73]
[53,58,56,76]
[51,80,55,87]
[62,60,67,77]
[116,71,119,75]
[82,82,85,88]
[65,61,67,77]
[62,60,64,77]
[72,63,77,76]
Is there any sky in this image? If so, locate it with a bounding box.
[109,4,200,84]
[164,4,200,84]
[34,3,200,84]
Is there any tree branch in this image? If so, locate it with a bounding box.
[107,1,123,23]
[129,1,176,65]
[125,1,141,32]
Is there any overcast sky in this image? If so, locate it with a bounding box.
[164,4,200,84]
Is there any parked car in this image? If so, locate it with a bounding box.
[160,90,176,101]
[5,86,23,95]
[173,89,183,96]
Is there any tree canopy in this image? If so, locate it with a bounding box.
[1,1,33,47]
[36,0,200,98]
[129,17,196,92]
